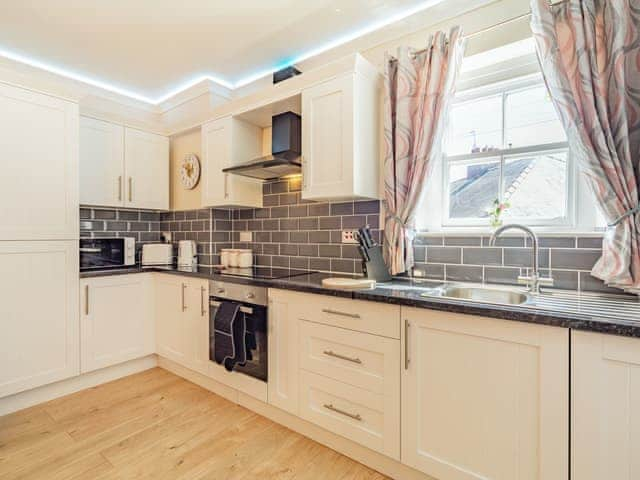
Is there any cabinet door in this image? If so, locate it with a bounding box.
[155,275,188,365]
[80,274,154,373]
[124,128,169,210]
[572,331,640,480]
[0,83,78,240]
[185,278,210,375]
[402,307,568,480]
[301,74,354,200]
[201,117,230,207]
[267,289,300,414]
[79,116,125,207]
[0,241,79,397]
[201,116,262,208]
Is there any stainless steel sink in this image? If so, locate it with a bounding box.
[422,286,529,305]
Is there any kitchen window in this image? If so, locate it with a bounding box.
[441,76,572,227]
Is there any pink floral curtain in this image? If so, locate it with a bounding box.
[383,27,465,275]
[531,0,640,291]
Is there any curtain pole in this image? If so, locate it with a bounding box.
[391,0,568,60]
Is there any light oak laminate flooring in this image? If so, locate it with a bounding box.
[0,368,388,479]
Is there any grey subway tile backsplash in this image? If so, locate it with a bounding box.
[550,248,601,270]
[426,246,462,264]
[445,265,483,283]
[82,177,614,288]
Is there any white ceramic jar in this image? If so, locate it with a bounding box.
[238,249,253,268]
[220,249,232,267]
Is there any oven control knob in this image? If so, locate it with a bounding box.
[246,292,255,299]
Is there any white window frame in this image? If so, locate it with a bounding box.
[441,74,575,228]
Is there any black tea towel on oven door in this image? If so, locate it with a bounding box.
[211,301,246,372]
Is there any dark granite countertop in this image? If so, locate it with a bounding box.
[80,265,640,339]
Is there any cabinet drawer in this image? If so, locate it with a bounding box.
[291,292,400,338]
[299,370,399,459]
[299,320,399,394]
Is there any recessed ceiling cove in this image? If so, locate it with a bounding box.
[0,0,445,103]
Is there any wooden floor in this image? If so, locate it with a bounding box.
[0,368,388,479]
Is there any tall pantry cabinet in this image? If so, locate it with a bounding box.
[0,82,80,398]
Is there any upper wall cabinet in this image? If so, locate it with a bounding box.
[124,128,169,210]
[80,117,124,207]
[80,116,169,210]
[0,83,78,240]
[301,58,380,201]
[201,115,263,208]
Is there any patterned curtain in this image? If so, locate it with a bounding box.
[383,27,466,275]
[531,0,640,291]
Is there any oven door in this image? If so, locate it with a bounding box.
[209,298,268,382]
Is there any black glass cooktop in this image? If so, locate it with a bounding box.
[218,267,313,280]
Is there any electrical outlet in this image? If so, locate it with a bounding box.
[341,230,359,244]
[239,231,252,242]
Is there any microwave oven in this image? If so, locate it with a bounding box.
[79,237,136,271]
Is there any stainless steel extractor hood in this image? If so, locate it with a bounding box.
[223,111,301,181]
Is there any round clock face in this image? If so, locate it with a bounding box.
[180,153,200,190]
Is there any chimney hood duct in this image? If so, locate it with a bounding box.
[223,111,301,181]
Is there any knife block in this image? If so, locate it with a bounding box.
[361,245,392,282]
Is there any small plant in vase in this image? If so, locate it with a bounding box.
[488,199,510,228]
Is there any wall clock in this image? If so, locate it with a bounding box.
[180,153,200,190]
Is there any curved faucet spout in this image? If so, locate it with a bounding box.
[489,224,547,293]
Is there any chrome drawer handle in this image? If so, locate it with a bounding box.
[321,308,361,319]
[323,403,362,421]
[323,350,362,364]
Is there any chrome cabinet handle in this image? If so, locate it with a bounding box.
[321,308,360,319]
[404,319,410,370]
[224,174,229,199]
[323,350,362,364]
[128,177,133,202]
[216,288,225,295]
[181,283,187,312]
[200,286,206,316]
[323,403,362,421]
[118,176,122,201]
[85,285,89,315]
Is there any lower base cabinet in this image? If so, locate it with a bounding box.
[572,331,640,480]
[155,275,208,374]
[401,307,568,480]
[0,241,79,398]
[80,274,155,373]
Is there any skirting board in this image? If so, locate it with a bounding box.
[0,355,157,416]
[157,356,436,480]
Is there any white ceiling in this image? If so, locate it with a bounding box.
[0,0,446,103]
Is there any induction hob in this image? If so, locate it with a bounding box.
[217,267,314,280]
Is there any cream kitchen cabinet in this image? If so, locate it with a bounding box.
[267,289,301,414]
[267,289,400,459]
[79,117,169,210]
[0,241,79,398]
[301,56,380,201]
[0,83,78,240]
[80,274,155,373]
[401,307,568,480]
[155,275,208,374]
[79,116,125,208]
[201,115,263,208]
[124,128,169,210]
[572,331,640,480]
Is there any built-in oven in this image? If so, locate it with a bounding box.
[79,237,136,271]
[208,280,267,382]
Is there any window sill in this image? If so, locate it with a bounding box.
[416,228,605,238]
